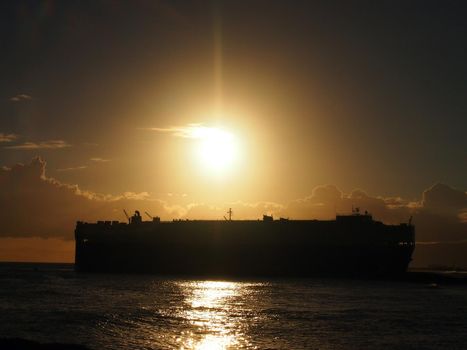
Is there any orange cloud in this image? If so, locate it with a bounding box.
[0,158,465,266]
[141,124,203,138]
[9,94,32,102]
[5,140,71,150]
[0,158,179,238]
[0,133,18,142]
[90,157,111,162]
[57,166,88,172]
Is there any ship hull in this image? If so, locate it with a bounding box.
[75,219,415,277]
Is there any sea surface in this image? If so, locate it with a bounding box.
[0,263,466,350]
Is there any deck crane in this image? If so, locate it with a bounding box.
[123,209,130,224]
[145,211,153,220]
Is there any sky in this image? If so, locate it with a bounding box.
[0,0,466,265]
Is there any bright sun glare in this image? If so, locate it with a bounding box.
[187,126,239,174]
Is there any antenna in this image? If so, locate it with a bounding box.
[227,208,233,221]
[123,209,130,224]
[408,216,413,226]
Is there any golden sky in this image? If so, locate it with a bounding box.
[0,1,466,265]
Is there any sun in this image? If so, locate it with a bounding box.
[187,126,239,174]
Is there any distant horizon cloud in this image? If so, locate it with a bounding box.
[142,123,218,139]
[9,94,32,102]
[0,157,464,236]
[5,140,71,150]
[0,133,18,142]
[167,192,188,197]
[0,157,465,267]
[56,166,88,172]
[90,157,111,162]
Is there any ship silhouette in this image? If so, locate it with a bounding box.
[75,208,415,277]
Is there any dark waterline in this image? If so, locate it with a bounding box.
[1,263,466,349]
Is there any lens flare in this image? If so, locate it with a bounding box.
[188,126,239,174]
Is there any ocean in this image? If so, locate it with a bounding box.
[0,263,466,350]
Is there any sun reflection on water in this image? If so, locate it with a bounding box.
[176,281,252,349]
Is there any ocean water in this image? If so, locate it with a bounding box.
[0,263,466,349]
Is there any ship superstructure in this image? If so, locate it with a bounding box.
[75,209,415,277]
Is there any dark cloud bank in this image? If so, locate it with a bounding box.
[1,158,466,267]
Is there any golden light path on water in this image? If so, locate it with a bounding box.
[176,281,254,349]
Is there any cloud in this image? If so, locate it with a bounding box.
[120,192,150,200]
[57,166,87,172]
[183,201,285,220]
[409,184,467,243]
[142,124,228,139]
[141,124,200,138]
[167,193,187,197]
[0,133,18,142]
[0,158,181,239]
[280,185,407,223]
[5,140,71,150]
[459,210,467,223]
[422,183,467,215]
[0,158,465,267]
[9,94,32,102]
[90,157,111,162]
[281,183,466,244]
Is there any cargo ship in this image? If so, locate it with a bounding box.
[74,208,415,277]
